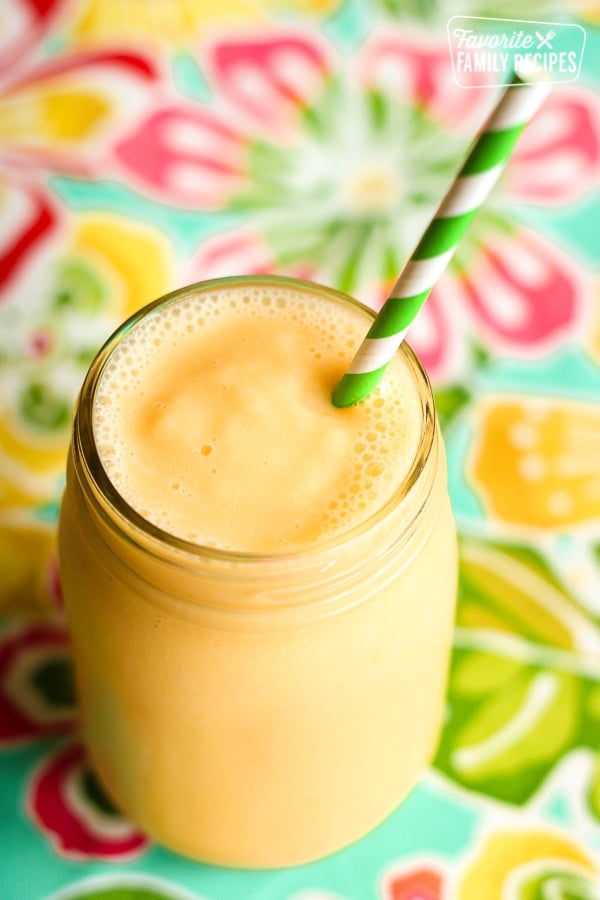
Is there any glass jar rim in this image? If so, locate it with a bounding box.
[72,274,436,566]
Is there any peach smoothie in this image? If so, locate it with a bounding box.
[58,276,457,868]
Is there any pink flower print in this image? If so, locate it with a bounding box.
[27,741,150,860]
[114,29,333,204]
[188,227,319,283]
[400,284,455,376]
[113,27,599,380]
[0,621,76,745]
[356,31,599,200]
[204,31,334,136]
[115,106,248,209]
[506,87,600,206]
[356,29,493,130]
[440,228,586,361]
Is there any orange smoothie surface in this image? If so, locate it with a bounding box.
[93,283,422,553]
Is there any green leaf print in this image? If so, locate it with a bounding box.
[468,339,492,370]
[588,754,600,821]
[235,75,464,299]
[438,654,580,802]
[19,382,70,431]
[52,259,104,316]
[69,887,161,899]
[375,0,565,24]
[449,648,523,698]
[434,384,470,432]
[49,875,201,900]
[517,870,600,900]
[457,536,600,653]
[435,534,600,816]
[378,0,437,18]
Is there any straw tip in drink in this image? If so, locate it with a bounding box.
[331,377,356,408]
[331,369,387,408]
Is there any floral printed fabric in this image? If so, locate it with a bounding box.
[1,0,600,897]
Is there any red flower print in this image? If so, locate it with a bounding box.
[0,183,60,296]
[26,741,150,860]
[0,0,65,78]
[381,861,445,900]
[0,621,76,745]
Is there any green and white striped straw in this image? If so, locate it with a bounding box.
[332,72,551,408]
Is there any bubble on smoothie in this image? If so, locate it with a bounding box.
[93,283,421,551]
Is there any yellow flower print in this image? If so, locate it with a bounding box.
[0,88,109,146]
[68,0,344,48]
[72,213,174,319]
[0,419,68,508]
[457,826,598,900]
[0,52,157,170]
[0,519,58,618]
[467,396,600,529]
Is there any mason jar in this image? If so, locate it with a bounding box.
[58,276,457,868]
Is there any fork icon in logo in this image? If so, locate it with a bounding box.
[536,30,556,48]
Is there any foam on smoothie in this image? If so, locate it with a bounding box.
[93,283,422,552]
